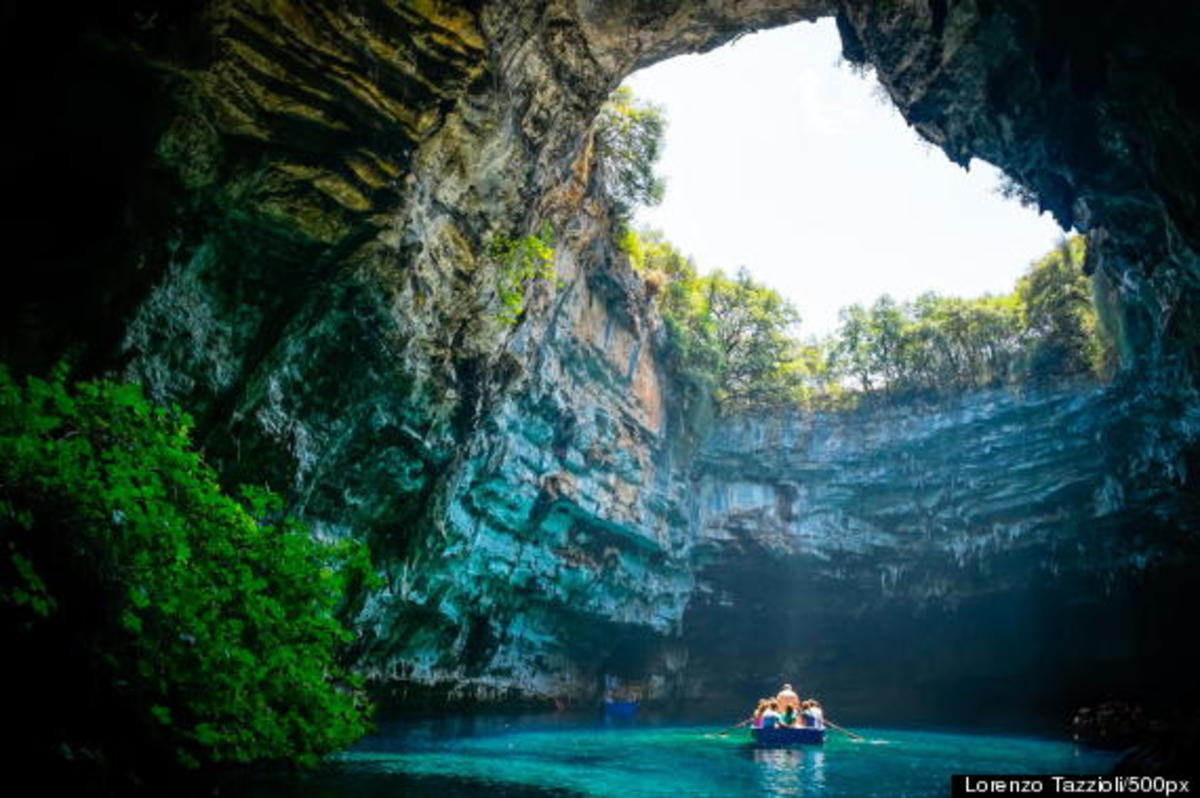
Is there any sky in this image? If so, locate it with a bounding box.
[624,19,1067,337]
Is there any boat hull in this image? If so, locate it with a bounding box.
[752,726,825,746]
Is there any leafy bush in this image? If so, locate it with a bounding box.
[488,223,557,325]
[0,365,374,776]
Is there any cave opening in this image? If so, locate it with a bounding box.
[588,16,1200,736]
[622,19,1065,338]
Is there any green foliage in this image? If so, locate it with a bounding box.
[657,262,723,424]
[488,223,557,325]
[615,227,685,303]
[703,269,803,409]
[828,236,1115,399]
[628,227,1115,417]
[1016,236,1111,378]
[831,291,1024,396]
[0,365,374,773]
[617,226,693,282]
[594,86,667,221]
[622,229,845,416]
[635,228,809,414]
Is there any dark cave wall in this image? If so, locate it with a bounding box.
[685,383,1200,726]
[686,563,1200,729]
[2,0,1199,714]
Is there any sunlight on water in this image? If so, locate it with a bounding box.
[238,718,1119,798]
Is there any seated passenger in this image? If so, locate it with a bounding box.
[781,703,798,728]
[760,701,783,729]
[751,699,769,728]
[776,683,800,713]
[802,699,825,730]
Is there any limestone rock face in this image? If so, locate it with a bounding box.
[3,0,1199,717]
[688,381,1200,721]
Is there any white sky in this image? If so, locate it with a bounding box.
[624,19,1067,337]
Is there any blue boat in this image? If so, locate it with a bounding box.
[751,726,825,746]
[604,699,639,718]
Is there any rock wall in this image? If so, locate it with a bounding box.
[687,380,1200,723]
[3,0,1200,719]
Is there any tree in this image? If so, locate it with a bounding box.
[831,303,875,393]
[1016,236,1100,378]
[867,295,909,389]
[824,238,1105,401]
[618,226,693,280]
[594,86,667,222]
[627,228,1111,418]
[1,366,374,783]
[653,257,806,414]
[905,292,1021,391]
[706,268,802,409]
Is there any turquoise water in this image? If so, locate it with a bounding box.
[228,715,1119,797]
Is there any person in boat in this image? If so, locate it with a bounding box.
[760,701,784,729]
[781,702,799,728]
[751,699,770,728]
[802,699,825,730]
[776,683,800,713]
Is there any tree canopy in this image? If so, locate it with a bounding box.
[619,231,820,414]
[1,366,375,784]
[621,228,1114,417]
[594,86,667,222]
[827,235,1113,400]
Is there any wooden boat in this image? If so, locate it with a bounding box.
[751,726,825,746]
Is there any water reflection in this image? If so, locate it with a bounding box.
[752,747,827,795]
[220,717,1121,797]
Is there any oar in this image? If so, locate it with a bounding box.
[716,717,753,737]
[825,717,865,741]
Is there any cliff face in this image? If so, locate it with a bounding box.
[689,382,1200,722]
[3,1,1200,718]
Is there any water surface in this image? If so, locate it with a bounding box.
[228,713,1119,797]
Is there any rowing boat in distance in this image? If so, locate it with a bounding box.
[603,698,638,718]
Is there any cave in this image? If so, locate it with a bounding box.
[3,0,1200,789]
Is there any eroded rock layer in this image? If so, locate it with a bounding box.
[3,0,1199,721]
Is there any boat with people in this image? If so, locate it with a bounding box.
[744,683,830,747]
